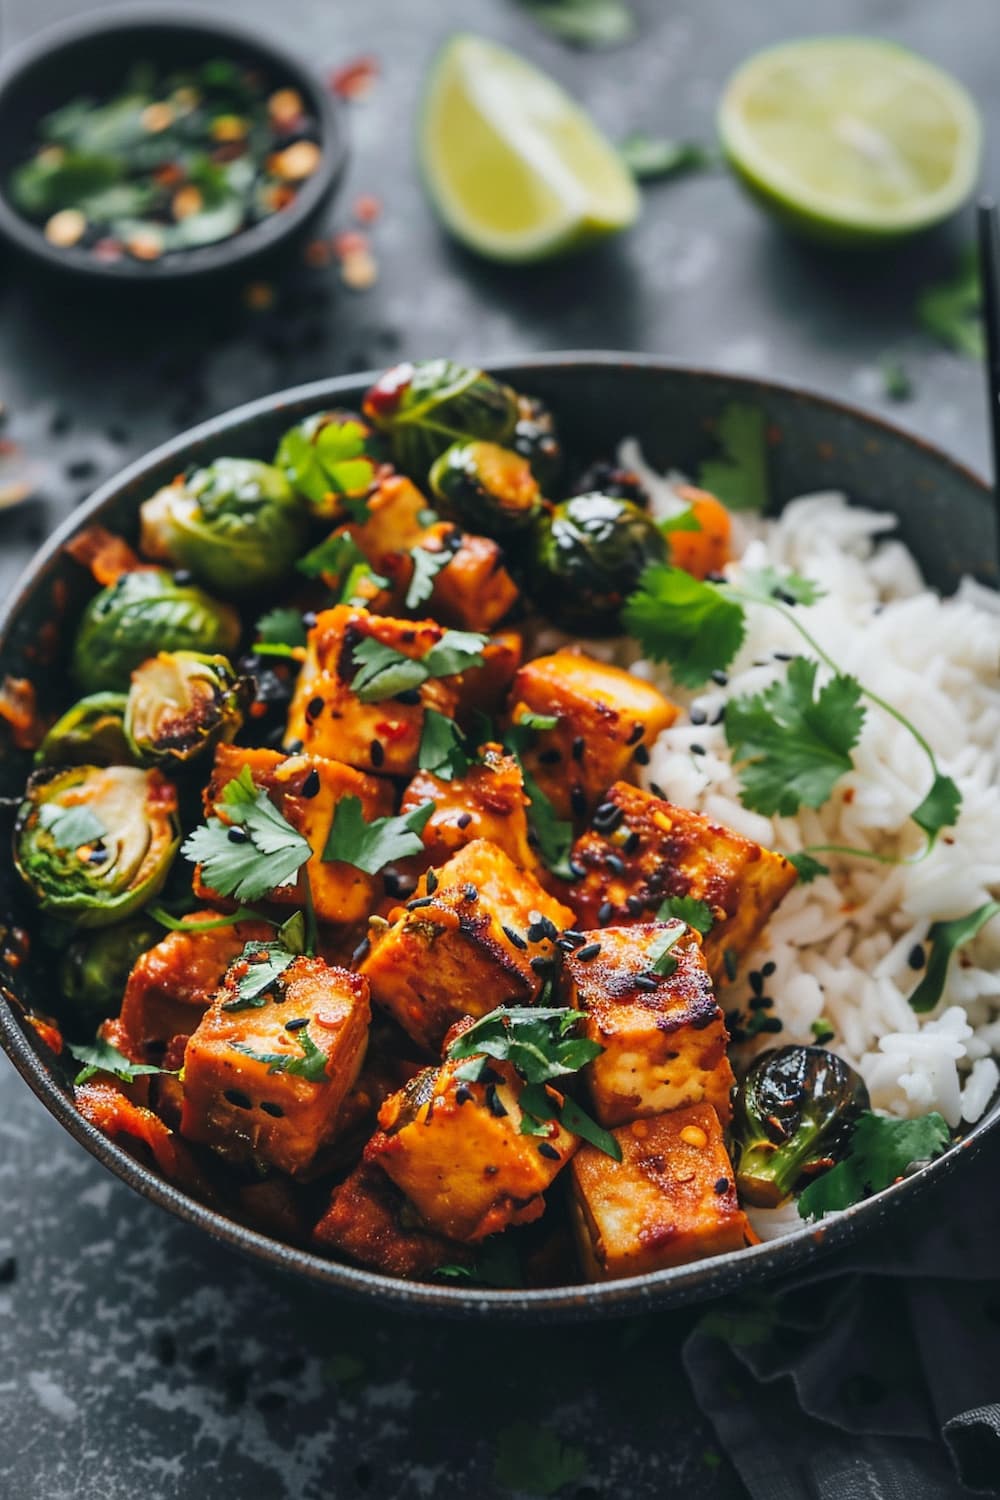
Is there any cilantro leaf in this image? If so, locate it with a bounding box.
[418,709,470,782]
[724,658,864,816]
[798,1110,950,1220]
[181,767,312,902]
[221,941,297,1011]
[739,566,825,608]
[37,803,106,850]
[423,629,486,677]
[697,402,769,511]
[785,851,829,883]
[323,795,434,874]
[908,901,1000,1014]
[69,1037,174,1086]
[881,357,913,402]
[619,135,716,181]
[277,418,376,507]
[657,895,714,935]
[917,251,983,359]
[659,505,702,537]
[911,772,962,842]
[517,711,559,731]
[434,1239,523,1288]
[405,545,452,608]
[233,1029,330,1083]
[297,533,368,580]
[254,607,307,649]
[350,630,487,704]
[521,766,575,880]
[647,923,684,976]
[622,565,746,687]
[517,0,634,49]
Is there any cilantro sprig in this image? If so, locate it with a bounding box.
[405,544,452,608]
[323,796,434,874]
[350,629,486,703]
[797,1110,950,1220]
[182,767,313,904]
[446,1007,621,1160]
[276,418,377,512]
[418,708,471,782]
[254,606,307,656]
[908,901,1000,1014]
[69,1037,175,1086]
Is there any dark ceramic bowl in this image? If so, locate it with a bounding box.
[1,355,996,1319]
[0,5,346,283]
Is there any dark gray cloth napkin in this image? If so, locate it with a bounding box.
[683,1138,1000,1498]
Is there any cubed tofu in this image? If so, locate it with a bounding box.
[399,745,539,874]
[119,911,273,1055]
[359,839,575,1051]
[180,955,370,1175]
[367,1057,578,1241]
[507,650,678,821]
[570,1103,752,1280]
[563,922,734,1127]
[453,630,523,723]
[285,605,460,776]
[193,744,393,924]
[327,473,518,631]
[569,782,796,983]
[312,1161,473,1278]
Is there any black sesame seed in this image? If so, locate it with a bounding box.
[307,696,324,720]
[407,895,434,910]
[634,974,659,992]
[172,568,193,585]
[597,902,614,926]
[539,915,559,940]
[625,895,646,916]
[570,785,587,818]
[576,942,602,962]
[285,1017,309,1032]
[648,782,667,800]
[301,611,318,629]
[748,995,774,1011]
[762,961,776,977]
[568,858,586,879]
[538,1142,560,1161]
[714,1177,730,1195]
[227,827,249,844]
[908,944,926,971]
[749,970,764,996]
[395,688,421,705]
[633,744,650,766]
[426,869,439,894]
[710,670,729,686]
[705,571,727,584]
[485,1083,508,1117]
[87,847,109,864]
[622,831,640,856]
[456,812,472,829]
[690,744,706,757]
[711,706,727,726]
[369,739,385,768]
[300,769,321,798]
[455,1084,474,1105]
[759,1017,783,1033]
[224,1089,253,1110]
[463,883,479,903]
[593,806,624,834]
[690,706,708,726]
[0,1256,17,1285]
[774,651,794,662]
[260,1101,285,1118]
[284,739,304,754]
[530,956,555,976]
[502,924,527,950]
[571,736,585,763]
[351,937,371,966]
[561,929,585,946]
[605,853,626,877]
[538,748,562,765]
[627,722,645,746]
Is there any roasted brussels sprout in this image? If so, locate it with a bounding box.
[274,409,388,517]
[530,492,667,632]
[14,765,181,928]
[512,394,562,491]
[362,359,519,476]
[72,568,241,694]
[124,651,250,765]
[35,693,132,768]
[428,440,544,537]
[59,916,161,1025]
[139,458,308,594]
[731,1046,870,1208]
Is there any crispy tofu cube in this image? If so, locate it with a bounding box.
[194,744,393,924]
[570,782,796,983]
[367,1057,578,1241]
[453,630,523,723]
[285,605,460,776]
[507,650,678,820]
[119,911,273,1055]
[312,1161,473,1278]
[564,922,734,1127]
[359,839,575,1051]
[570,1104,752,1279]
[326,473,518,631]
[399,745,539,874]
[180,955,370,1175]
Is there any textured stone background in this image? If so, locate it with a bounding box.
[0,1,998,1496]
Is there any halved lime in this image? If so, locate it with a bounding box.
[719,37,981,245]
[420,34,640,262]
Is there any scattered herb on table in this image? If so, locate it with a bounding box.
[517,0,635,49]
[619,135,716,181]
[917,250,983,359]
[880,356,913,401]
[797,1110,950,1220]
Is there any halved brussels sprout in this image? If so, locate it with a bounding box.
[512,393,562,492]
[14,764,181,928]
[72,568,240,694]
[428,440,544,537]
[35,693,132,768]
[274,409,388,517]
[60,916,161,1024]
[731,1046,870,1208]
[124,651,250,765]
[140,458,308,594]
[529,492,668,633]
[362,359,519,476]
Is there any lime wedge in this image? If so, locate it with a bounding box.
[719,37,981,245]
[420,34,640,262]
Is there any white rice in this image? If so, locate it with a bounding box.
[618,448,1000,1139]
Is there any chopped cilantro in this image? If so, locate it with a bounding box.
[350,630,486,703]
[910,772,963,844]
[233,1029,330,1083]
[811,1018,835,1045]
[405,544,452,608]
[493,1421,588,1497]
[697,402,769,511]
[622,565,746,688]
[418,709,470,782]
[276,418,377,508]
[797,1110,950,1220]
[657,895,714,935]
[221,941,297,1011]
[254,607,307,650]
[647,922,685,977]
[908,901,1000,1014]
[297,532,367,580]
[69,1037,174,1086]
[517,710,559,731]
[881,357,913,401]
[323,795,434,874]
[659,505,702,537]
[786,851,830,883]
[37,802,106,850]
[917,251,983,359]
[619,134,716,181]
[181,766,312,903]
[724,658,865,816]
[434,1238,523,1288]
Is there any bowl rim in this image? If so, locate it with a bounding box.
[0,351,994,1320]
[0,2,346,281]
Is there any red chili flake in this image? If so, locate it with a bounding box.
[353,193,381,224]
[332,229,368,260]
[375,719,409,742]
[329,56,379,100]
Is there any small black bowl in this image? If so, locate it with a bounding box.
[0,4,347,284]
